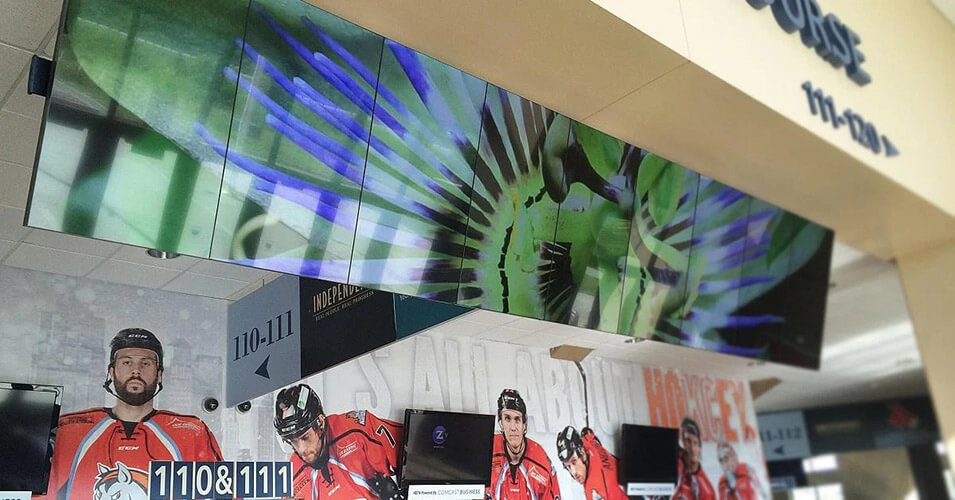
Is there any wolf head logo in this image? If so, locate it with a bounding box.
[93,461,149,500]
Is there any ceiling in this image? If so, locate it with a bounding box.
[0,0,928,413]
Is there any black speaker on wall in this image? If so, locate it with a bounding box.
[27,56,53,97]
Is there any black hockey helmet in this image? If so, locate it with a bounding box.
[274,384,324,439]
[109,328,164,370]
[497,388,527,419]
[556,425,584,462]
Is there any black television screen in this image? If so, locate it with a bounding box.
[619,424,678,497]
[400,409,495,487]
[0,383,62,494]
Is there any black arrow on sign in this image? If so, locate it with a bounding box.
[255,355,270,379]
[774,445,785,455]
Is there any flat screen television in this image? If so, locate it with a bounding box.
[618,424,678,498]
[400,409,495,488]
[0,382,62,494]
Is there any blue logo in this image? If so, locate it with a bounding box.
[432,425,447,445]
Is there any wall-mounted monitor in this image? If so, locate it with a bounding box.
[618,424,678,498]
[400,409,495,488]
[0,382,62,494]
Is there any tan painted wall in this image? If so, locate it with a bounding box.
[601,0,955,219]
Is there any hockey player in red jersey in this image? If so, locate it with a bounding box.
[489,389,561,500]
[274,383,404,500]
[716,441,765,500]
[673,418,716,500]
[43,328,223,500]
[556,426,627,500]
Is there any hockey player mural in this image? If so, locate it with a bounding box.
[273,383,404,500]
[489,388,562,500]
[43,328,223,500]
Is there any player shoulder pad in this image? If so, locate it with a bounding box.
[58,407,108,427]
[345,409,367,426]
[150,410,208,433]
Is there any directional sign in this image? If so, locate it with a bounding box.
[757,411,811,461]
[226,274,302,406]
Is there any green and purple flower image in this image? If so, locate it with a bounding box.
[29,0,831,367]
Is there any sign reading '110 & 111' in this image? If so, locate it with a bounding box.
[148,461,292,499]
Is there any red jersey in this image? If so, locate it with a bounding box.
[672,453,715,500]
[43,407,222,500]
[580,433,626,500]
[290,410,403,500]
[717,464,763,500]
[489,434,561,500]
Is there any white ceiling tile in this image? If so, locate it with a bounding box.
[432,319,491,338]
[87,259,180,289]
[2,65,44,119]
[0,44,30,106]
[2,241,102,276]
[0,238,17,260]
[0,160,31,209]
[111,244,200,270]
[162,271,248,299]
[477,325,525,343]
[0,0,62,51]
[189,258,271,282]
[0,109,40,167]
[511,332,565,348]
[466,308,523,326]
[506,317,552,332]
[24,229,120,257]
[41,30,57,59]
[0,205,30,241]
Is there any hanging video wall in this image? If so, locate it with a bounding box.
[27,0,833,368]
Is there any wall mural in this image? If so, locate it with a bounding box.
[28,0,832,367]
[0,267,768,499]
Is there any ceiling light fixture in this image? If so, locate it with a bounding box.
[146,249,180,259]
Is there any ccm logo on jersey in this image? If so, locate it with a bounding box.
[117,445,140,451]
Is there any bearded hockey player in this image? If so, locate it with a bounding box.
[274,383,404,500]
[44,328,222,499]
[488,388,561,500]
[556,426,626,500]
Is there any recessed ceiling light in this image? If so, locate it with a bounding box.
[146,249,180,259]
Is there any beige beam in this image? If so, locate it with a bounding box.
[897,240,955,454]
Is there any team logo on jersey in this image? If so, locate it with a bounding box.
[168,416,200,432]
[93,461,149,500]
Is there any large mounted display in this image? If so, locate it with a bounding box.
[400,409,495,488]
[0,382,62,494]
[27,0,833,368]
[618,424,678,497]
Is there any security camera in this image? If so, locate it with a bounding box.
[237,401,252,414]
[202,397,219,413]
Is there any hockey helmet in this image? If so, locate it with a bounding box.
[497,388,527,419]
[556,425,584,462]
[274,384,324,439]
[109,328,164,370]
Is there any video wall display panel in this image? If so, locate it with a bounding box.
[28,0,833,368]
[349,41,487,300]
[29,0,252,257]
